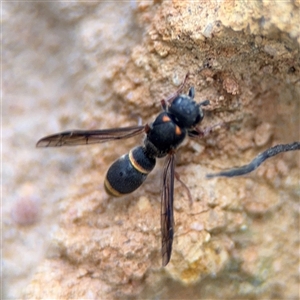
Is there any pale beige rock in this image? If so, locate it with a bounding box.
[3,1,299,299]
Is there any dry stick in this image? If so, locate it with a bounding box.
[206,142,300,178]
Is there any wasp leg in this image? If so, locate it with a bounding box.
[188,122,228,139]
[161,73,190,109]
[174,171,193,206]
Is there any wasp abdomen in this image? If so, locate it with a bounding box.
[104,146,156,197]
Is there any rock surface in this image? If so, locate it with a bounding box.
[3,1,299,299]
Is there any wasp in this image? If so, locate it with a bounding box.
[36,74,212,266]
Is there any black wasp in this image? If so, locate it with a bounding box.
[37,74,210,266]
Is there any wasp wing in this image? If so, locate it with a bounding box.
[161,153,175,266]
[36,126,146,147]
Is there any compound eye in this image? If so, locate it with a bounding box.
[194,113,203,125]
[195,115,201,124]
[188,87,195,98]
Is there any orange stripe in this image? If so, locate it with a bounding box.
[162,115,171,122]
[175,125,181,135]
[129,150,149,174]
[104,178,123,197]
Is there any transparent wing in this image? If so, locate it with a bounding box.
[161,153,175,266]
[36,126,146,147]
